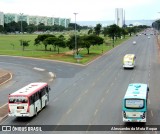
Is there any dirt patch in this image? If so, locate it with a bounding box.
[65,50,74,55]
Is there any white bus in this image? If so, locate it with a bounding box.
[8,82,51,117]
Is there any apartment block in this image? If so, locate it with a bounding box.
[0,12,70,28]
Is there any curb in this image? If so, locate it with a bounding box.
[0,104,8,123]
[0,72,12,86]
[0,72,12,122]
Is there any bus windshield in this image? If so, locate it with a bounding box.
[9,96,28,103]
[125,99,144,109]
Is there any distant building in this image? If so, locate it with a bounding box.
[4,13,18,24]
[0,12,4,26]
[0,11,70,28]
[115,8,124,28]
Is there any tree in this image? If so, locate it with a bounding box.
[20,40,30,51]
[44,36,57,51]
[121,28,128,38]
[17,21,28,32]
[0,25,4,33]
[106,24,121,47]
[127,27,135,36]
[54,35,66,54]
[88,28,93,35]
[81,35,92,54]
[38,23,46,32]
[102,27,108,37]
[152,20,160,30]
[94,23,102,36]
[27,24,37,33]
[66,35,82,54]
[34,34,55,51]
[81,34,104,54]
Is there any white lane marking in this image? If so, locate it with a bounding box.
[111,82,114,86]
[97,77,101,81]
[53,98,59,102]
[33,67,45,71]
[105,89,109,95]
[73,82,77,86]
[101,98,105,103]
[76,97,81,103]
[49,78,53,82]
[49,72,55,78]
[94,109,98,116]
[92,82,96,87]
[66,108,72,115]
[85,89,89,94]
[64,89,68,94]
[0,103,7,109]
[151,110,153,117]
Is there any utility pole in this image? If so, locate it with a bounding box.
[73,13,78,55]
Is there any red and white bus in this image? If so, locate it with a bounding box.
[8,82,51,117]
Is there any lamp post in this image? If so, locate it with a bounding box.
[20,13,23,34]
[73,13,78,55]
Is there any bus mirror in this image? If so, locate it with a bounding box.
[147,87,149,92]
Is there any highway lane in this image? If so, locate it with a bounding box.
[0,62,52,106]
[0,33,160,134]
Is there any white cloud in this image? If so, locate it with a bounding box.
[0,0,159,21]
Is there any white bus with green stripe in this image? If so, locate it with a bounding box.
[122,83,149,122]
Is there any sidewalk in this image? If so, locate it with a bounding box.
[0,69,12,122]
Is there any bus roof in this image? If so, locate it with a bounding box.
[9,82,48,97]
[124,54,135,59]
[124,83,148,99]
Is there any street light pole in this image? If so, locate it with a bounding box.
[20,13,23,34]
[73,13,78,55]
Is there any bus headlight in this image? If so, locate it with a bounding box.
[141,112,145,119]
[123,111,127,118]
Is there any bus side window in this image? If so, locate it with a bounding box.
[35,92,39,101]
[39,91,42,98]
[29,96,33,105]
[41,88,45,96]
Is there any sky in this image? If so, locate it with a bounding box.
[0,0,160,22]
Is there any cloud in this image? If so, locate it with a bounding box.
[0,0,159,21]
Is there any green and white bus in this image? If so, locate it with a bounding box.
[122,83,149,122]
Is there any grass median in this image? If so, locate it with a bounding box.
[0,34,131,64]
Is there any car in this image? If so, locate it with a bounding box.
[133,41,136,45]
[148,36,150,39]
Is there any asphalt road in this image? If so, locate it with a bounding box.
[0,32,159,134]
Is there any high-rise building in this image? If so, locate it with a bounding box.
[115,8,124,28]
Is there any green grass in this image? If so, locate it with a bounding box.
[0,34,131,64]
